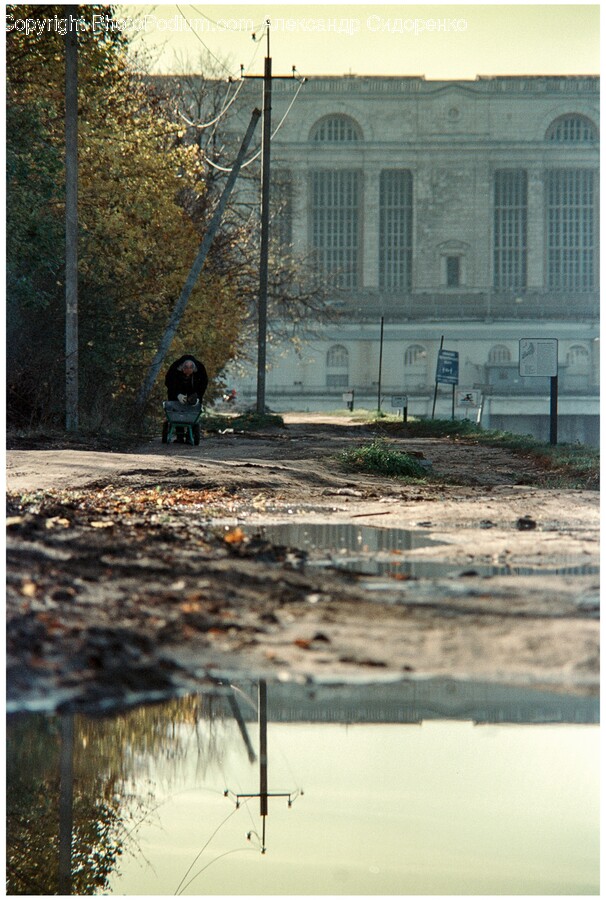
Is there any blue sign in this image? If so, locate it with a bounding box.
[436,349,459,385]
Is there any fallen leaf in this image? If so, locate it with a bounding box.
[224,526,246,544]
[294,638,312,650]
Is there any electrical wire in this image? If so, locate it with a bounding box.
[176,847,258,895]
[173,797,252,895]
[175,3,235,78]
[201,77,306,173]
[179,77,245,131]
[176,18,264,134]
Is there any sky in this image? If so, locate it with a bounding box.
[117,2,600,79]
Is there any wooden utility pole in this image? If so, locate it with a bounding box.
[256,38,272,415]
[65,7,79,431]
[244,23,299,414]
[377,316,384,415]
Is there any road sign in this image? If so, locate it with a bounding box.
[436,349,459,385]
[456,389,480,407]
[391,395,408,408]
[519,339,558,377]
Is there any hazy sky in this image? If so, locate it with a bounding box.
[117,3,600,79]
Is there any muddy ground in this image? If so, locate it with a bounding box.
[6,414,600,712]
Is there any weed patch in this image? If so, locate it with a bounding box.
[338,439,427,480]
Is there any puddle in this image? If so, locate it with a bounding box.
[6,679,599,895]
[252,521,599,579]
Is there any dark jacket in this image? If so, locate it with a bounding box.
[165,355,209,402]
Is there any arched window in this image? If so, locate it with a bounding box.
[326,344,349,387]
[488,344,512,364]
[404,344,427,366]
[566,344,590,374]
[546,115,598,143]
[311,115,362,142]
[404,344,427,389]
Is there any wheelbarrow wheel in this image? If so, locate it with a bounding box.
[161,422,169,444]
[193,424,201,446]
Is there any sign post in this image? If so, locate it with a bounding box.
[432,342,459,419]
[342,390,355,411]
[391,395,408,422]
[519,339,558,445]
[456,389,481,420]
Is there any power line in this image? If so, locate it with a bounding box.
[200,78,306,172]
[178,77,245,131]
[175,3,235,77]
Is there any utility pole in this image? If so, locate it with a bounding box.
[257,25,272,415]
[244,23,299,415]
[65,7,78,431]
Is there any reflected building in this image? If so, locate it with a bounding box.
[174,74,599,443]
[6,678,598,894]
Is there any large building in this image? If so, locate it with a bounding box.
[203,75,600,443]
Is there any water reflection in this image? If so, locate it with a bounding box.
[6,679,599,895]
[256,522,599,579]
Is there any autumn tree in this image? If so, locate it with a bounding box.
[6,5,249,429]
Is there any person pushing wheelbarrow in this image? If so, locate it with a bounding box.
[164,354,209,444]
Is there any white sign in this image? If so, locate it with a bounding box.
[342,392,354,402]
[391,395,408,408]
[519,339,558,377]
[456,390,481,407]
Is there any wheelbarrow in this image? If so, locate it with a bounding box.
[161,400,203,445]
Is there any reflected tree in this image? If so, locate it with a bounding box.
[6,690,249,893]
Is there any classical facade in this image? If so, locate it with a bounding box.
[204,75,600,442]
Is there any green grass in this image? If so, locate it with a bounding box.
[373,417,599,489]
[337,439,427,480]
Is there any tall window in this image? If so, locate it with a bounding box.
[446,256,460,288]
[326,344,349,387]
[546,115,598,143]
[311,170,361,288]
[311,115,362,142]
[494,170,527,291]
[271,172,293,250]
[379,170,412,291]
[547,170,595,291]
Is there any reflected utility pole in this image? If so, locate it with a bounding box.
[225,680,301,853]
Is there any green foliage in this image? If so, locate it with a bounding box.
[338,439,427,479]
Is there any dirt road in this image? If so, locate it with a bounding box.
[6,415,599,712]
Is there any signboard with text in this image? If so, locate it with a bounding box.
[436,349,459,385]
[391,395,408,408]
[519,339,558,377]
